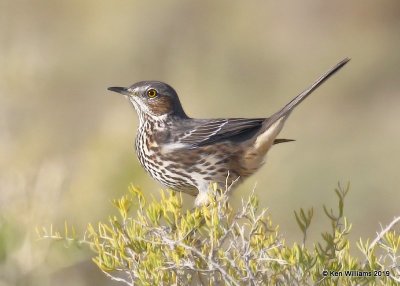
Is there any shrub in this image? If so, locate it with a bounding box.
[38,183,400,285]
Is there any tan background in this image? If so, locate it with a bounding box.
[1,1,399,285]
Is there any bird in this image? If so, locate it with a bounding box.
[108,58,350,205]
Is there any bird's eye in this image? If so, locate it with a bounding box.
[147,88,158,98]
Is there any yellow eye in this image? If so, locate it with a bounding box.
[147,88,157,98]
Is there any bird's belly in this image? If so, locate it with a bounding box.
[136,136,243,194]
[162,144,243,189]
[135,143,199,195]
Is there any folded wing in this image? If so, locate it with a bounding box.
[176,118,267,147]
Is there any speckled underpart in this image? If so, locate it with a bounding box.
[108,58,350,205]
[135,115,243,197]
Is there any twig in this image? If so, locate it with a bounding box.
[100,269,132,286]
[369,216,400,252]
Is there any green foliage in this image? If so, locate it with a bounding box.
[38,183,400,285]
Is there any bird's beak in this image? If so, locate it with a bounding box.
[107,86,131,96]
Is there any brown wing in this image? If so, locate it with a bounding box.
[176,118,291,147]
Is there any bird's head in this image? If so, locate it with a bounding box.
[108,81,188,121]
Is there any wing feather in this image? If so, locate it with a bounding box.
[178,118,266,147]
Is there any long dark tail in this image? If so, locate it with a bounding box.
[263,58,350,130]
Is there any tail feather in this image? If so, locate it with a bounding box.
[264,57,350,131]
[242,58,350,172]
[273,138,295,145]
[255,57,350,152]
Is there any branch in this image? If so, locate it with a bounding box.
[369,216,400,252]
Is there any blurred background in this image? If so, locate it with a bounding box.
[1,0,400,285]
